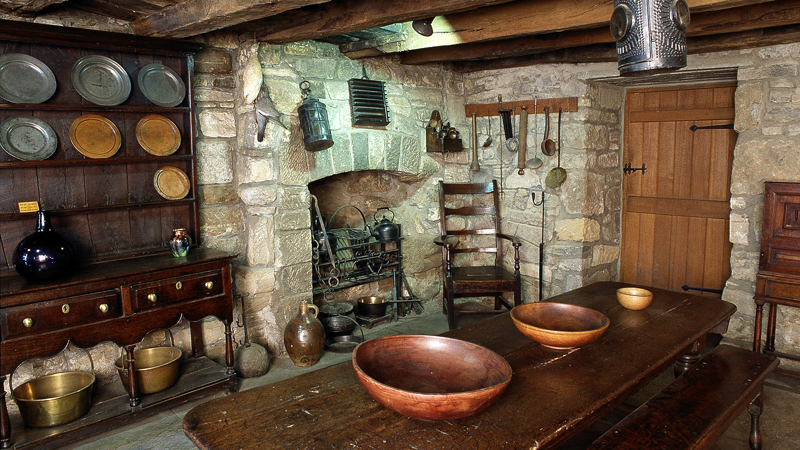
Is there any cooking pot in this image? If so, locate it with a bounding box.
[358,296,388,318]
[372,207,399,242]
[319,302,356,337]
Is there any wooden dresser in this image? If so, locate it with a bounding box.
[0,21,236,448]
[753,182,800,368]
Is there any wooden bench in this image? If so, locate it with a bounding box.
[589,344,779,450]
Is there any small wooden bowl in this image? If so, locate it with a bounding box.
[511,302,610,350]
[352,335,512,420]
[616,287,653,310]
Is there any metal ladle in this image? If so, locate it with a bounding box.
[526,97,543,169]
[541,106,556,156]
[483,106,493,148]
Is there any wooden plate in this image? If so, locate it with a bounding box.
[136,115,181,156]
[153,166,190,200]
[69,114,121,159]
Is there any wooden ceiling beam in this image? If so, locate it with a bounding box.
[353,0,773,56]
[245,0,516,44]
[450,23,800,72]
[130,0,329,38]
[399,0,800,65]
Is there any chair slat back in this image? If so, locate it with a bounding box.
[439,180,503,266]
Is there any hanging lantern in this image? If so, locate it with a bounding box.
[298,81,333,152]
[610,0,690,75]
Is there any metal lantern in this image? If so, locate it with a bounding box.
[298,81,333,152]
[610,0,690,75]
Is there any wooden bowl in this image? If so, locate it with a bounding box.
[616,287,653,310]
[511,302,610,350]
[352,335,512,420]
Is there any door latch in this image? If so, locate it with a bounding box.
[623,162,646,175]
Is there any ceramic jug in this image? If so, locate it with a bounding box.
[169,228,191,257]
[283,301,325,367]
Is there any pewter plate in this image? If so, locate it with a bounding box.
[71,55,131,106]
[0,54,57,104]
[138,63,186,108]
[0,117,58,161]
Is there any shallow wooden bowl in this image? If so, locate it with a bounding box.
[511,302,610,350]
[352,335,512,420]
[616,287,653,310]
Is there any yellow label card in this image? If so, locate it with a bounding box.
[18,202,40,213]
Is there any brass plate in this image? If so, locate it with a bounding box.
[136,115,181,156]
[154,166,190,200]
[69,114,121,159]
[0,54,57,104]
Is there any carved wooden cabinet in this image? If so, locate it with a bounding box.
[0,21,236,449]
[753,182,800,369]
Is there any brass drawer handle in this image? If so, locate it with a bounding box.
[148,293,158,303]
[99,303,109,313]
[176,281,183,290]
[205,281,214,290]
[62,304,70,314]
[22,317,33,328]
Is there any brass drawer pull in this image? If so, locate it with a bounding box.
[176,281,183,290]
[22,317,33,328]
[205,281,214,290]
[148,293,158,303]
[99,303,109,313]
[62,304,70,314]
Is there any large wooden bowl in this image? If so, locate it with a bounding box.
[511,302,610,350]
[352,335,512,420]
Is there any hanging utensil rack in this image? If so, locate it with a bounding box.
[465,96,578,117]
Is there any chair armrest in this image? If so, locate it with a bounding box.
[497,233,522,246]
[433,235,459,248]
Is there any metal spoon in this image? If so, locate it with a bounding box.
[526,97,543,169]
[483,107,493,148]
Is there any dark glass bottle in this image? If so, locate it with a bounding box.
[13,210,77,282]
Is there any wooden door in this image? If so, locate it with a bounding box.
[621,84,737,296]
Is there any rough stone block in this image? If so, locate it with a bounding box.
[200,204,244,237]
[276,209,310,231]
[238,184,278,206]
[195,47,232,74]
[555,218,600,242]
[200,184,237,205]
[199,109,236,138]
[246,214,274,266]
[275,229,312,267]
[197,139,233,184]
[237,154,274,183]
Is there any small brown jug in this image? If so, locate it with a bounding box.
[283,301,325,367]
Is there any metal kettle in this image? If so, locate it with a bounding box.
[371,207,399,242]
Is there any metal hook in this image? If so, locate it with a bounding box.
[532,192,544,206]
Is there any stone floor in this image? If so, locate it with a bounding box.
[62,310,800,450]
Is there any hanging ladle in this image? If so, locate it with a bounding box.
[526,97,543,169]
[541,106,556,156]
[483,106,493,148]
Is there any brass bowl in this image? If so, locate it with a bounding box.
[357,296,387,318]
[511,302,610,350]
[114,346,182,394]
[616,287,653,310]
[352,335,512,420]
[12,371,95,428]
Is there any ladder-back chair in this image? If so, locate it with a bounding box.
[434,180,522,330]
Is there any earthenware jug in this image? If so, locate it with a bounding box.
[13,210,77,282]
[283,301,325,367]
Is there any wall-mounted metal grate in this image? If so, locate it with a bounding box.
[348,78,389,127]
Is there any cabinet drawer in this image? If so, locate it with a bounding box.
[1,290,121,340]
[131,269,223,312]
[762,277,800,301]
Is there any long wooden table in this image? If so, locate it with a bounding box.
[183,282,736,449]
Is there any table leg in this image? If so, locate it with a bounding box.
[674,335,706,377]
[125,345,140,407]
[753,301,764,353]
[0,375,10,449]
[190,321,204,358]
[748,389,764,450]
[765,303,777,353]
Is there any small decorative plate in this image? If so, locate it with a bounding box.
[71,55,131,106]
[69,114,122,159]
[136,115,181,156]
[0,54,57,104]
[0,117,58,161]
[137,63,186,108]
[154,166,190,200]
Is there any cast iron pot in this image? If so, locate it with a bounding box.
[319,302,356,337]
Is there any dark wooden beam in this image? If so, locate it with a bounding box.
[245,0,516,44]
[131,0,329,38]
[450,23,800,72]
[399,0,800,65]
